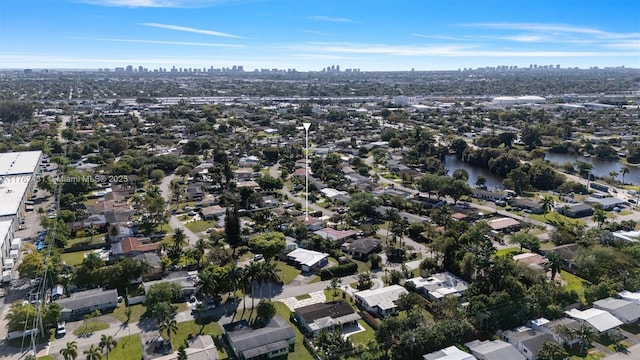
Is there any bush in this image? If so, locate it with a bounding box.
[320,262,358,280]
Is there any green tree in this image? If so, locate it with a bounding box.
[177,346,188,360]
[249,232,286,262]
[225,205,242,257]
[327,277,342,301]
[576,323,596,354]
[620,166,630,185]
[159,318,179,345]
[256,299,276,325]
[83,344,103,360]
[315,329,353,360]
[60,341,78,360]
[592,206,607,228]
[348,192,381,220]
[545,251,563,281]
[541,195,554,220]
[4,301,37,332]
[537,341,569,360]
[17,249,45,279]
[509,231,540,252]
[99,334,117,360]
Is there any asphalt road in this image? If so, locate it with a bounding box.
[159,174,200,246]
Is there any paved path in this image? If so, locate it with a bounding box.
[159,174,200,246]
[603,344,640,359]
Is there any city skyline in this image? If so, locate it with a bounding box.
[1,0,639,71]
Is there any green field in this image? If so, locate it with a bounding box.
[185,220,217,233]
[60,250,91,265]
[73,320,110,336]
[112,304,147,324]
[276,261,300,285]
[529,212,586,226]
[560,270,591,302]
[108,335,143,360]
[494,248,522,257]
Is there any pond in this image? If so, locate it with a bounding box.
[544,153,639,185]
[444,155,505,190]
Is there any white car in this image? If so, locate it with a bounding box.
[56,322,66,337]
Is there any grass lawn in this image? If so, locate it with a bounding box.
[540,241,557,250]
[308,276,321,284]
[38,356,54,360]
[560,270,591,302]
[60,250,92,265]
[66,235,104,249]
[171,320,223,351]
[351,258,372,273]
[349,320,376,344]
[529,212,586,226]
[295,294,311,300]
[185,220,217,233]
[112,304,147,324]
[276,261,300,285]
[568,349,607,360]
[494,248,522,257]
[73,320,110,336]
[108,335,143,360]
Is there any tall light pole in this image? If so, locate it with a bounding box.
[303,122,311,221]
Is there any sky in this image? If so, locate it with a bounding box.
[1,0,639,71]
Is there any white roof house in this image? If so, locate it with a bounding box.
[0,151,42,176]
[593,298,640,324]
[465,339,525,360]
[406,272,469,301]
[286,248,329,270]
[0,178,30,218]
[564,308,623,333]
[354,284,408,317]
[619,290,640,305]
[423,346,475,360]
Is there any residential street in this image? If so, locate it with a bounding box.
[158,174,200,246]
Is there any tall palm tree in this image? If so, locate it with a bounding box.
[609,171,619,182]
[260,261,282,299]
[159,318,179,346]
[541,195,554,220]
[60,341,78,360]
[592,207,607,228]
[172,228,187,252]
[576,323,596,354]
[391,217,409,248]
[385,208,399,245]
[245,261,263,308]
[621,166,630,185]
[226,265,244,299]
[99,335,117,360]
[545,251,563,280]
[83,344,103,360]
[196,267,219,301]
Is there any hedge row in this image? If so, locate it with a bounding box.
[320,261,358,280]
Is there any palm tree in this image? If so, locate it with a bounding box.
[260,261,282,299]
[60,341,78,360]
[555,324,576,344]
[99,335,117,360]
[609,171,619,183]
[592,207,607,228]
[391,217,409,249]
[245,261,263,308]
[545,251,563,280]
[226,265,244,299]
[196,267,219,301]
[621,166,630,185]
[327,277,342,301]
[159,318,179,346]
[576,323,596,354]
[83,344,103,360]
[541,195,554,220]
[385,208,399,245]
[172,228,187,253]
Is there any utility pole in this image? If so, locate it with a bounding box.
[303,122,311,221]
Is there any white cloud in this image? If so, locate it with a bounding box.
[463,22,640,40]
[411,34,467,41]
[91,38,244,47]
[309,16,352,23]
[140,23,246,39]
[81,0,246,8]
[606,40,640,50]
[499,35,546,43]
[284,42,638,58]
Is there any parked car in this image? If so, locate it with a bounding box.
[253,254,264,261]
[56,322,66,338]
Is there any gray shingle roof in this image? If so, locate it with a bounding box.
[225,316,295,358]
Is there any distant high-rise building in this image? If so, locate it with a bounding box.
[115,67,125,72]
[126,65,133,72]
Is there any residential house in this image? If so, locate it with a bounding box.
[283,236,298,253]
[510,198,544,214]
[612,230,640,243]
[186,185,204,201]
[548,243,579,270]
[70,214,107,232]
[464,339,526,360]
[154,335,218,360]
[236,180,261,191]
[342,238,381,260]
[109,225,135,243]
[51,284,64,301]
[133,252,163,280]
[593,297,640,324]
[111,237,160,258]
[619,290,640,305]
[314,228,357,244]
[224,316,296,360]
[529,317,581,346]
[564,308,623,333]
[234,168,256,181]
[487,217,521,233]
[200,205,226,220]
[406,272,469,301]
[413,193,447,208]
[354,285,408,317]
[55,288,118,321]
[286,248,329,273]
[144,271,198,298]
[559,203,594,218]
[422,346,475,360]
[297,216,326,231]
[500,326,554,360]
[584,197,625,211]
[399,211,430,224]
[294,301,361,337]
[473,189,507,202]
[513,253,548,271]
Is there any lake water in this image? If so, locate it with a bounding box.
[444,155,505,190]
[544,153,640,185]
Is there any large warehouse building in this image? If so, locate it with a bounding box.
[492,96,546,105]
[0,151,43,270]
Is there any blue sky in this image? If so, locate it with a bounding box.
[1,0,639,71]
